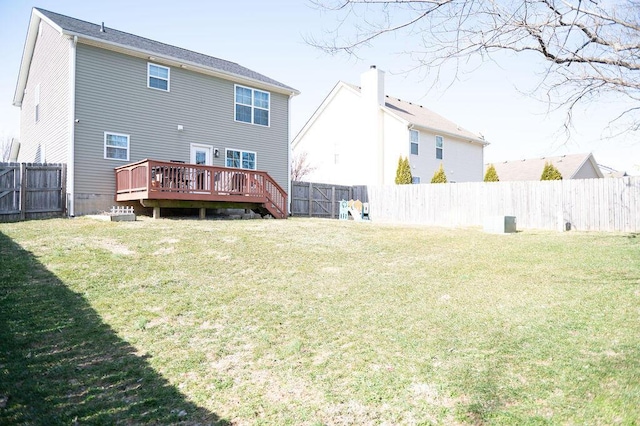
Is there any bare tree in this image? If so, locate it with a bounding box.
[308,0,640,132]
[291,151,316,181]
[1,136,15,162]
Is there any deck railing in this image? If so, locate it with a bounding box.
[115,159,287,218]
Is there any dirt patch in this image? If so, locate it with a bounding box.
[96,239,134,255]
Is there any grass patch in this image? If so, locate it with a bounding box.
[1,217,639,424]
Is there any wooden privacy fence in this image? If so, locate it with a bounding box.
[291,181,368,218]
[366,177,640,232]
[0,163,66,222]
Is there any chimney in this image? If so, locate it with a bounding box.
[361,65,385,107]
[100,22,105,32]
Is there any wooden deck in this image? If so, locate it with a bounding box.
[115,159,287,219]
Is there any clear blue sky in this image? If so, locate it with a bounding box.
[1,0,638,174]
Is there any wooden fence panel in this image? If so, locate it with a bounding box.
[366,177,640,232]
[0,164,20,215]
[0,163,66,222]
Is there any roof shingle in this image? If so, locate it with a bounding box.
[488,153,599,181]
[36,8,297,93]
[344,83,485,143]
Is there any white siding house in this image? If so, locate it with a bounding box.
[292,66,488,185]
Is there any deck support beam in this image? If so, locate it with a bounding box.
[153,206,160,219]
[199,207,206,220]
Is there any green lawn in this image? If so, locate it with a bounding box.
[1,217,639,425]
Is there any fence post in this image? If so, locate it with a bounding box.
[19,163,27,220]
[331,186,336,219]
[308,182,313,217]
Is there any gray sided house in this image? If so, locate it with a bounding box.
[13,8,299,216]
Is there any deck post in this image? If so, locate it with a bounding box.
[153,206,160,219]
[199,207,206,219]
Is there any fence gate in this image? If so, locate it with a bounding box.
[0,163,66,222]
[290,181,368,218]
[0,164,20,216]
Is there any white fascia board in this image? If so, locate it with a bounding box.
[64,32,299,97]
[589,154,604,178]
[381,105,409,127]
[292,81,360,149]
[13,9,66,106]
[573,153,604,179]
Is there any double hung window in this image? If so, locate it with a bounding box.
[410,129,419,155]
[436,135,444,160]
[148,63,170,91]
[104,132,130,160]
[235,85,270,126]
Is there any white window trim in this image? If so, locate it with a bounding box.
[436,135,444,160]
[225,148,258,170]
[104,131,130,161]
[234,84,270,127]
[410,129,419,156]
[147,63,170,92]
[190,143,214,165]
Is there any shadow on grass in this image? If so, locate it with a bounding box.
[0,232,229,425]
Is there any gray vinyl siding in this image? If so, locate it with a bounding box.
[73,43,290,196]
[18,21,69,163]
[573,162,601,179]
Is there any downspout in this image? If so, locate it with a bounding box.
[67,35,77,216]
[287,93,293,216]
[378,106,384,184]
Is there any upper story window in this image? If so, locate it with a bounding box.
[412,176,421,184]
[410,129,419,155]
[436,135,444,160]
[226,149,257,170]
[104,132,130,161]
[235,85,270,126]
[34,84,40,123]
[148,63,170,91]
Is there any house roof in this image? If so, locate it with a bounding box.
[488,153,604,181]
[346,83,487,144]
[382,95,486,144]
[14,8,298,105]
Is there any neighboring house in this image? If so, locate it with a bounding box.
[599,163,629,178]
[13,8,298,216]
[487,153,604,181]
[292,66,488,185]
